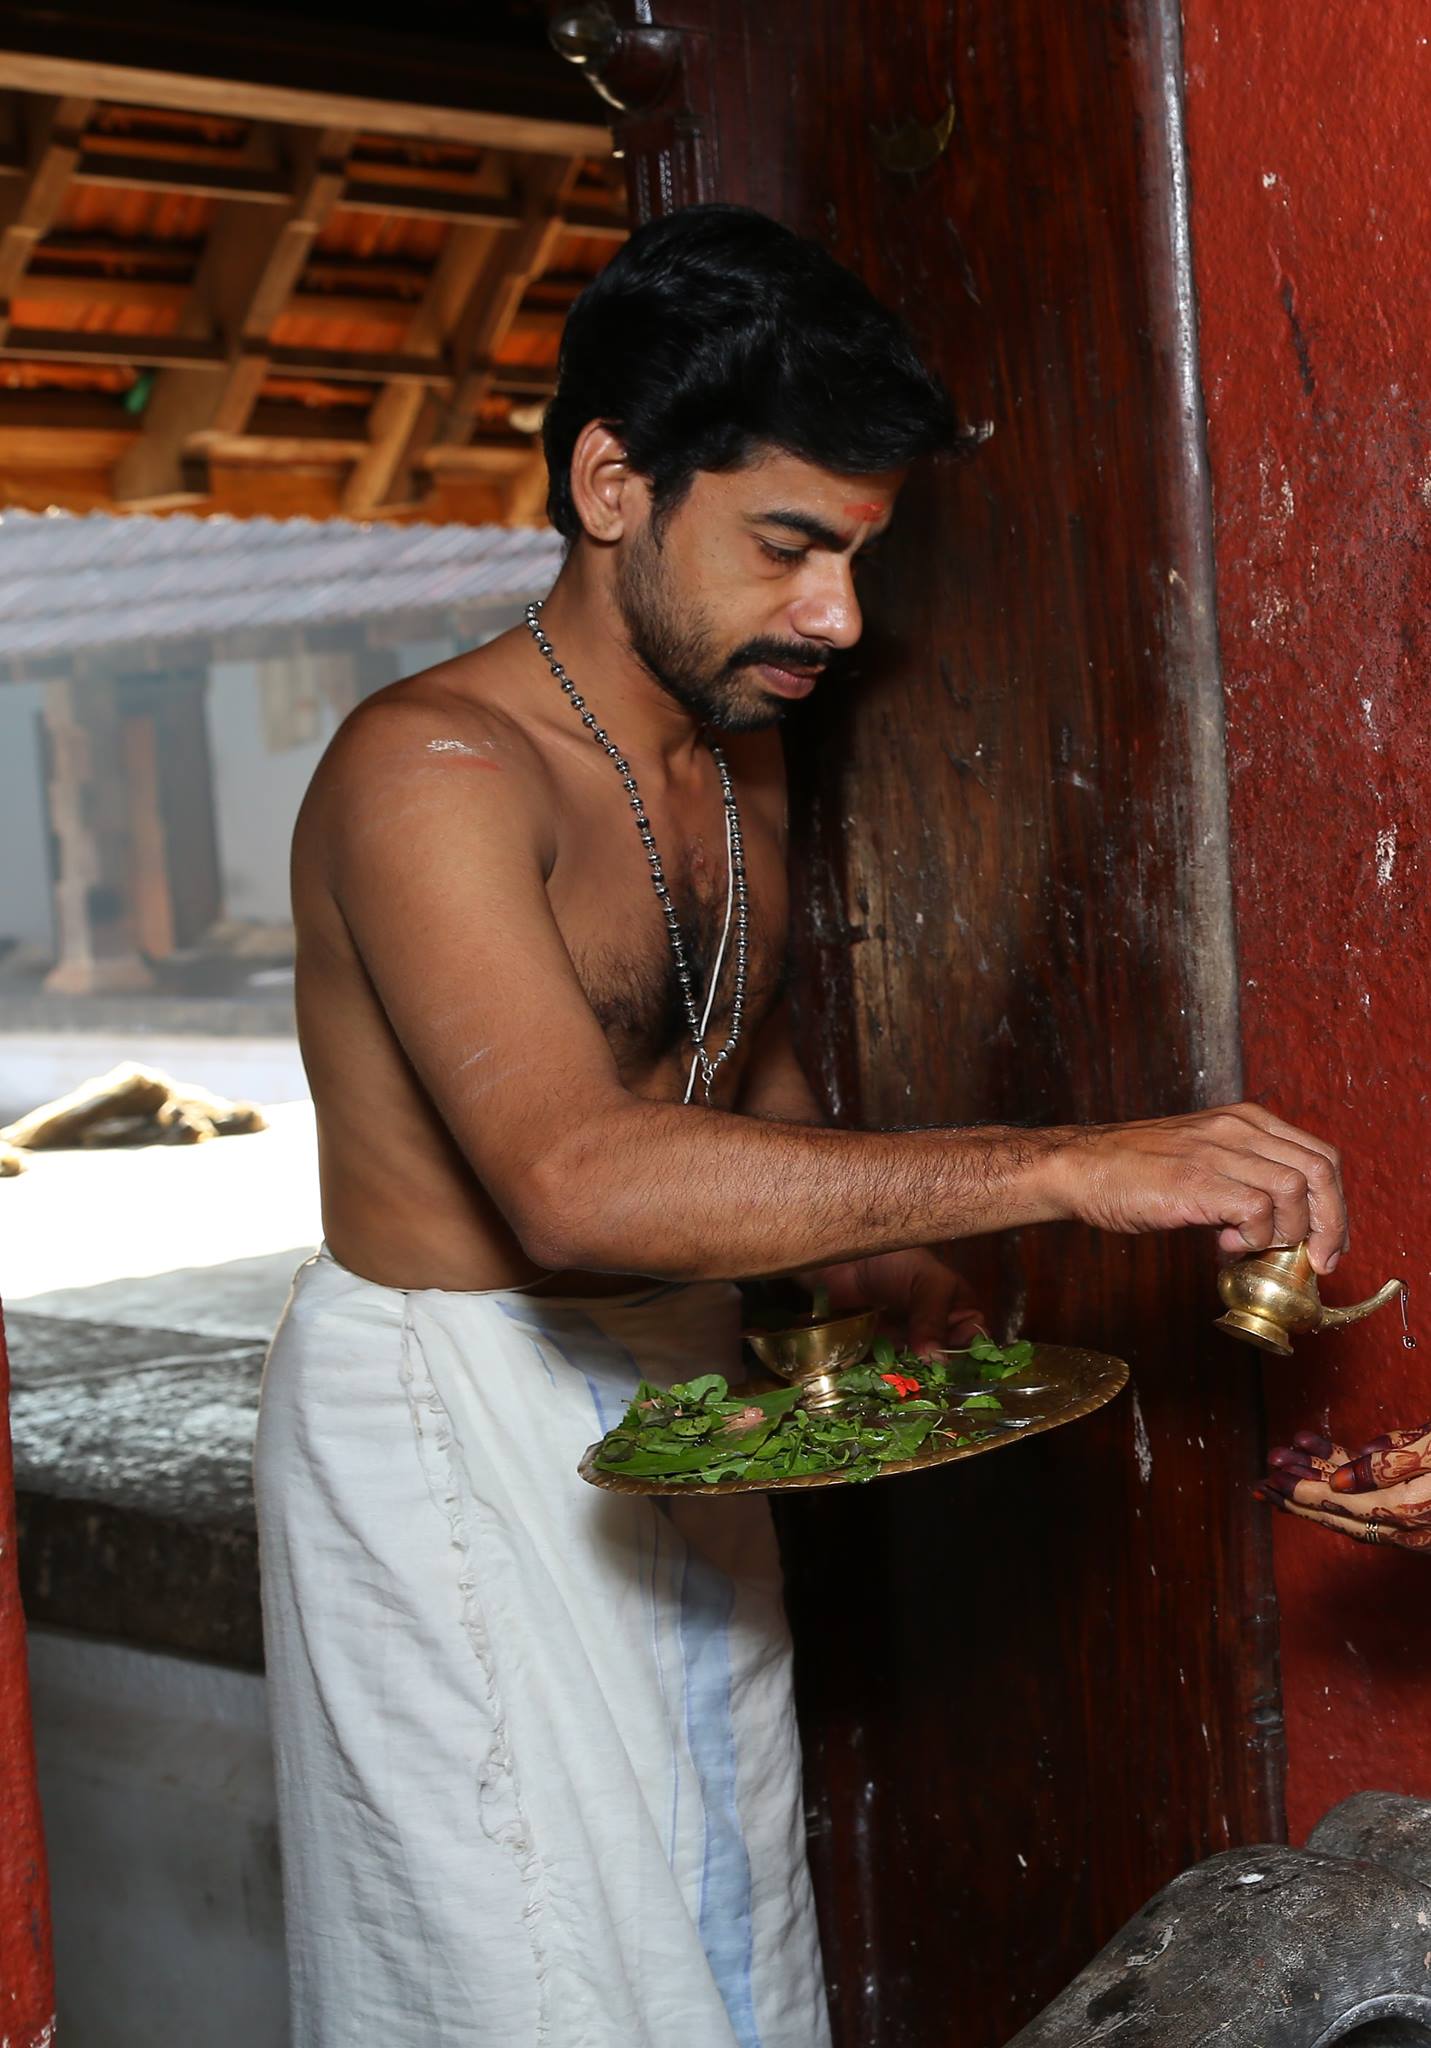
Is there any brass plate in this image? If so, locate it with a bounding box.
[578,1344,1129,1498]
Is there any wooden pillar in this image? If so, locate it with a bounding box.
[558,5,1275,2043]
[41,673,155,995]
[117,671,223,954]
[0,1307,55,2048]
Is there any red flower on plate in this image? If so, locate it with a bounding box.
[880,1372,922,1400]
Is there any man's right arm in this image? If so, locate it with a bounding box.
[324,703,1349,1283]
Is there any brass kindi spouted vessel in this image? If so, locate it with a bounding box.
[1215,1241,1405,1357]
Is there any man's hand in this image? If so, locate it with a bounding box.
[1044,1102,1349,1275]
[798,1248,986,1357]
[1256,1426,1431,1552]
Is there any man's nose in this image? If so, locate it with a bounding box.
[788,564,863,651]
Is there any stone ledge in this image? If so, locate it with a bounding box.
[0,993,296,1037]
[8,1308,266,1670]
[17,1493,262,1671]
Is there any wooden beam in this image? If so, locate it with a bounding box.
[0,422,135,466]
[338,180,522,229]
[23,235,198,275]
[2,150,618,237]
[8,273,192,311]
[0,51,611,157]
[0,95,93,343]
[504,307,566,342]
[0,389,130,430]
[0,327,456,386]
[247,400,378,444]
[558,204,629,242]
[198,429,370,465]
[70,150,292,203]
[355,159,576,514]
[0,327,227,368]
[488,371,559,398]
[263,345,448,386]
[504,447,551,526]
[339,218,505,517]
[111,124,354,507]
[421,439,534,477]
[438,167,576,442]
[7,274,425,323]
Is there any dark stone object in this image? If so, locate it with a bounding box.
[1007,1795,1431,2046]
[8,1310,266,1669]
[16,1493,262,1672]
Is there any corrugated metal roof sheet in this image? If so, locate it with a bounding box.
[0,511,562,661]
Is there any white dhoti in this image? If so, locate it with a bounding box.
[254,1248,831,2048]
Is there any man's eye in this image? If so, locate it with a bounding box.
[758,540,806,566]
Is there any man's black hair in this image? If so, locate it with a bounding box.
[542,203,959,541]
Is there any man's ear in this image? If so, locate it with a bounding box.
[568,421,650,542]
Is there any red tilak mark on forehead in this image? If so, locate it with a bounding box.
[843,502,885,520]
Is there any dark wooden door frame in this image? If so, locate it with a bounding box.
[556,6,1278,2041]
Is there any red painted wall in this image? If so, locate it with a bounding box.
[1182,5,1431,1838]
[0,1307,53,2046]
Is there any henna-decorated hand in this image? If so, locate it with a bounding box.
[1255,1424,1431,1552]
[799,1247,986,1357]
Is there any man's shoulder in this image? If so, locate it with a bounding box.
[296,638,559,886]
[317,640,551,805]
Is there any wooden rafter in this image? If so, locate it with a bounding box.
[0,149,627,235]
[111,124,355,507]
[0,95,93,345]
[347,159,577,517]
[69,150,293,204]
[432,162,577,446]
[337,156,575,518]
[0,51,610,157]
[338,215,513,518]
[4,274,544,331]
[0,47,625,518]
[504,447,552,527]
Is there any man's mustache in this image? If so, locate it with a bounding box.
[725,639,831,676]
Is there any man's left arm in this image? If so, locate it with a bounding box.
[737,1001,985,1354]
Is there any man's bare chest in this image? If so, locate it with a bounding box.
[552,815,789,1071]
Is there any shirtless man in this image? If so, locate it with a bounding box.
[256,204,1350,2048]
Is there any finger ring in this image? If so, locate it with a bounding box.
[1363,1522,1382,1546]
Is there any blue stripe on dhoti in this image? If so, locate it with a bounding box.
[678,1543,761,2047]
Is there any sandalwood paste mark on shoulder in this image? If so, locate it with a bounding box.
[426,737,501,771]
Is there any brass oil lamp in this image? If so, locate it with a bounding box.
[1215,1241,1405,1358]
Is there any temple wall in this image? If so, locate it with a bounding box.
[28,1629,287,2047]
[0,685,53,950]
[1183,0,1431,1834]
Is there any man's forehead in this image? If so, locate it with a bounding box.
[718,447,904,512]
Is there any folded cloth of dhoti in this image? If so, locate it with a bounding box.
[255,1246,831,2048]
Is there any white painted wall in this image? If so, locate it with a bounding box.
[0,681,53,947]
[28,1628,289,2048]
[205,659,345,927]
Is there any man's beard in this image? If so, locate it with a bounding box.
[614,525,826,732]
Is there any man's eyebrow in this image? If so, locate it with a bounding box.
[749,507,873,552]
